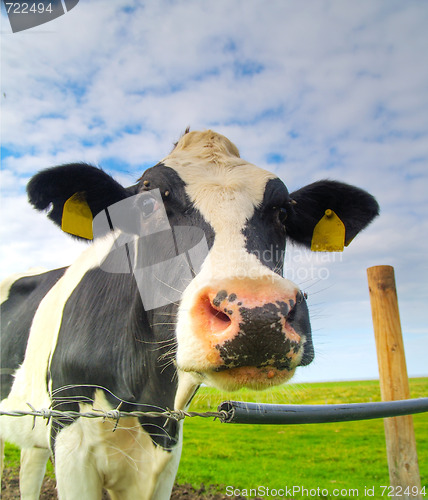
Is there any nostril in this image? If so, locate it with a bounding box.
[196,293,233,335]
[208,304,231,323]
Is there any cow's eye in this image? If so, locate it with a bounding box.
[140,197,156,218]
[278,207,288,224]
[273,206,287,225]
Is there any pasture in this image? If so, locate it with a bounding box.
[2,378,427,499]
[178,378,428,496]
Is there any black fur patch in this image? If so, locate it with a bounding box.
[49,268,180,451]
[138,163,215,248]
[0,268,67,400]
[214,300,310,371]
[242,178,289,273]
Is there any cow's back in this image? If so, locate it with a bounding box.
[1,268,66,399]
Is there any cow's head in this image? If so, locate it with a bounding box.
[27,130,379,391]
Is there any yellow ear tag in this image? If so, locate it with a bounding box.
[61,193,93,240]
[311,209,345,252]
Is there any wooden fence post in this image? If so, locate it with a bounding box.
[367,265,422,499]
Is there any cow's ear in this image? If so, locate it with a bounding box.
[27,163,129,241]
[286,180,379,251]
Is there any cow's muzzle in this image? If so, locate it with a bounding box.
[187,280,313,389]
[214,298,305,371]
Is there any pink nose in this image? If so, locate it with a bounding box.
[190,281,307,370]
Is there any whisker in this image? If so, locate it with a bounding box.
[141,342,177,354]
[135,338,176,345]
[51,384,169,413]
[151,275,186,296]
[160,358,177,374]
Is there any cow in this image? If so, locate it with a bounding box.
[0,130,379,499]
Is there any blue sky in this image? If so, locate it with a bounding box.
[1,0,427,384]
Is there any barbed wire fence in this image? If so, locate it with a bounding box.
[0,405,228,431]
[2,397,428,430]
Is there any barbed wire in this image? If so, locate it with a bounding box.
[0,404,229,428]
[2,397,427,428]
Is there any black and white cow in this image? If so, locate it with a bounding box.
[0,130,379,499]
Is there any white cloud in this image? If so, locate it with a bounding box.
[1,0,427,381]
[0,195,85,276]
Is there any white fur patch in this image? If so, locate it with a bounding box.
[162,131,281,285]
[162,130,276,237]
[0,235,117,450]
[163,131,300,387]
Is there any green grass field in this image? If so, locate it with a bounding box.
[177,378,428,498]
[3,378,427,499]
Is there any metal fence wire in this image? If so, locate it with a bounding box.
[1,397,427,428]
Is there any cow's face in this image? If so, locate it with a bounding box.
[27,130,379,392]
[134,131,311,390]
